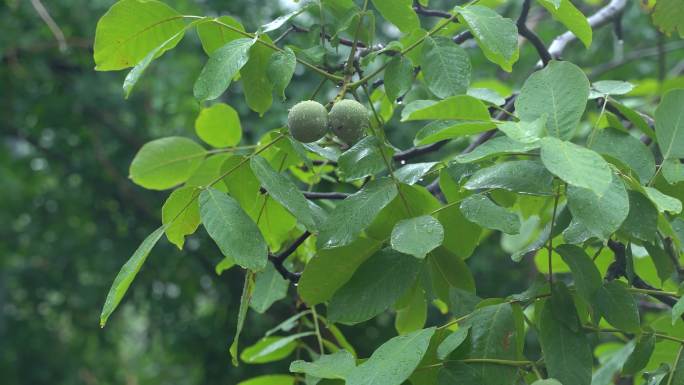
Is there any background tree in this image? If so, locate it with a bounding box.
[3,0,684,384]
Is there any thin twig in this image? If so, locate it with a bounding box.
[30,0,68,52]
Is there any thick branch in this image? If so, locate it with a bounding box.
[547,0,628,59]
[517,0,552,66]
[303,191,350,200]
[413,5,456,22]
[269,231,311,282]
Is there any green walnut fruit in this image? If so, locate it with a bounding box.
[328,99,369,145]
[287,100,329,143]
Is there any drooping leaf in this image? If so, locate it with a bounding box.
[241,36,274,115]
[327,248,422,325]
[566,173,629,240]
[594,280,641,333]
[250,156,317,231]
[591,341,636,385]
[645,243,675,284]
[94,0,185,70]
[370,0,420,33]
[460,193,520,234]
[237,375,295,385]
[539,300,592,385]
[193,38,256,102]
[655,89,684,160]
[540,137,611,195]
[391,215,444,259]
[516,61,590,139]
[429,247,476,304]
[464,160,554,195]
[317,178,398,249]
[197,16,246,54]
[496,117,545,143]
[538,0,592,48]
[384,57,414,101]
[422,36,471,98]
[623,333,656,375]
[195,103,242,148]
[401,96,490,121]
[161,186,201,249]
[644,186,682,214]
[250,263,289,314]
[230,272,254,366]
[394,162,438,185]
[100,226,166,327]
[199,188,268,271]
[290,350,356,380]
[555,244,602,304]
[672,296,684,325]
[620,191,658,242]
[346,327,435,385]
[455,5,519,71]
[268,47,296,100]
[129,137,206,190]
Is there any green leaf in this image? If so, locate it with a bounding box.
[193,38,255,102]
[241,332,313,364]
[346,327,435,385]
[555,244,602,304]
[230,273,254,365]
[595,280,641,333]
[460,193,520,234]
[268,47,296,100]
[93,0,185,71]
[608,100,655,140]
[337,136,394,182]
[663,159,684,184]
[395,283,428,335]
[237,375,295,385]
[592,128,655,183]
[623,333,656,375]
[538,0,592,48]
[384,57,414,101]
[290,350,356,380]
[199,188,268,271]
[645,243,675,284]
[455,5,519,71]
[644,186,682,214]
[185,154,231,189]
[122,22,195,97]
[531,380,562,385]
[391,215,444,259]
[656,89,684,160]
[129,137,206,190]
[401,96,491,122]
[195,103,242,148]
[652,0,684,37]
[250,156,317,231]
[591,341,636,385]
[496,117,545,143]
[250,263,289,314]
[414,120,496,146]
[161,186,200,249]
[516,61,590,139]
[394,162,439,185]
[327,248,422,324]
[429,247,476,303]
[436,326,470,360]
[464,160,554,195]
[539,300,592,385]
[462,303,519,384]
[620,191,658,242]
[566,173,629,240]
[421,36,471,98]
[241,36,274,115]
[642,364,670,385]
[540,137,611,195]
[100,226,165,327]
[197,16,246,55]
[591,80,634,97]
[298,237,382,305]
[317,178,398,249]
[370,0,420,33]
[456,136,540,163]
[673,296,684,325]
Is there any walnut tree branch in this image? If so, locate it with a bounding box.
[269,231,311,282]
[517,0,552,66]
